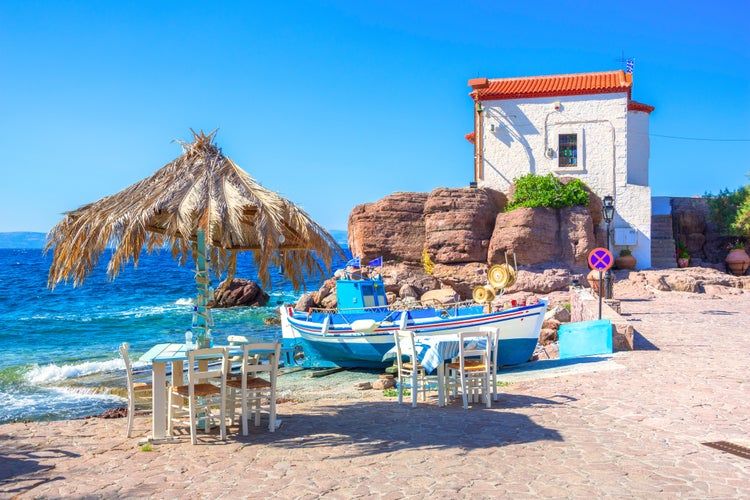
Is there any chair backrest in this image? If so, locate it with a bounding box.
[119,342,136,397]
[187,347,228,387]
[457,330,491,369]
[393,329,418,370]
[240,342,281,380]
[479,326,500,367]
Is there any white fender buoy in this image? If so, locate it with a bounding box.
[321,315,330,336]
[351,319,379,333]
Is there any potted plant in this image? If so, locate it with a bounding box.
[725,240,750,276]
[675,240,690,268]
[615,248,637,270]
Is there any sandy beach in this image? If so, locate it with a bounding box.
[2,288,750,498]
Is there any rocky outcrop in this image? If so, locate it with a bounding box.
[210,278,269,308]
[488,206,596,273]
[348,192,429,263]
[424,187,505,264]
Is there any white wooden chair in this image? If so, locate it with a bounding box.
[480,327,501,401]
[119,343,153,438]
[445,331,492,409]
[227,342,281,435]
[393,329,432,407]
[167,347,228,445]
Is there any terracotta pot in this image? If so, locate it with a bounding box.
[586,269,615,295]
[726,248,750,276]
[677,258,689,268]
[615,254,637,270]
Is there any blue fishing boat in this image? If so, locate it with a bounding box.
[280,275,548,369]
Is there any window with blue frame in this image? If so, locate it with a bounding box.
[558,134,578,167]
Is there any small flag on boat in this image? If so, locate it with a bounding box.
[625,58,634,74]
[368,256,383,267]
[346,256,361,268]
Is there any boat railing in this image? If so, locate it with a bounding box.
[307,299,480,316]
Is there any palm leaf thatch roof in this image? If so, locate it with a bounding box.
[47,130,345,291]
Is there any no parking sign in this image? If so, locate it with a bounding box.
[588,247,613,272]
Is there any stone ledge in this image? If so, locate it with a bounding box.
[569,287,634,351]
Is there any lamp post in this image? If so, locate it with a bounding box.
[602,195,615,299]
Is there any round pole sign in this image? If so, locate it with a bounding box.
[588,247,614,272]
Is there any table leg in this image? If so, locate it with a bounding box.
[151,361,167,439]
[437,362,445,407]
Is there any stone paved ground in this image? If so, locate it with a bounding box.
[1,289,749,498]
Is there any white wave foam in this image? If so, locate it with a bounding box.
[25,358,134,384]
[175,297,194,306]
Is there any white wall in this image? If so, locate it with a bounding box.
[478,93,651,269]
[627,111,650,186]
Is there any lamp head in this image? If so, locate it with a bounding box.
[602,195,615,223]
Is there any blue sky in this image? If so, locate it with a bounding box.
[1,1,748,233]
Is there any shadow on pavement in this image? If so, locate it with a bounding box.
[234,396,568,458]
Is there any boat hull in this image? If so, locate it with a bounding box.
[281,299,548,368]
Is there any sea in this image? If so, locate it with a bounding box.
[0,243,348,425]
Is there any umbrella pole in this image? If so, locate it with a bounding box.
[195,230,211,347]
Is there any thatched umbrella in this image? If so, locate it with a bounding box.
[47,130,345,344]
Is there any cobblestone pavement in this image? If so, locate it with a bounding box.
[1,290,749,498]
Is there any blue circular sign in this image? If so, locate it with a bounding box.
[588,247,614,271]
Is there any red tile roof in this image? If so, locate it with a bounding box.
[628,100,655,114]
[469,70,633,101]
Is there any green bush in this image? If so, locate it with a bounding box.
[506,174,589,211]
[705,184,750,236]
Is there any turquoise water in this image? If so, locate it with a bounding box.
[0,248,338,424]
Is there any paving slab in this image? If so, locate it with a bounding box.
[1,290,750,498]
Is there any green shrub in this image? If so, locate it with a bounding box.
[705,184,750,236]
[506,174,589,211]
[619,249,632,257]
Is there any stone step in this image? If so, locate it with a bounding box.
[651,258,678,269]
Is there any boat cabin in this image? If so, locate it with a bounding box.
[336,277,388,310]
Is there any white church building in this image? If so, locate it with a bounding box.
[465,70,655,268]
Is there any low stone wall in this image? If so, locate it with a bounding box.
[569,287,634,351]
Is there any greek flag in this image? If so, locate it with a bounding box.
[368,256,383,267]
[626,58,634,74]
[346,256,361,268]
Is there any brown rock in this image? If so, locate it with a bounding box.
[372,378,396,390]
[420,287,459,305]
[539,319,561,345]
[211,278,269,308]
[509,268,572,294]
[348,192,429,263]
[320,293,338,310]
[294,293,317,312]
[430,262,488,299]
[489,207,560,266]
[380,262,440,295]
[424,187,505,264]
[399,284,420,300]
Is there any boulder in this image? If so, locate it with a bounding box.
[539,319,561,345]
[348,192,429,263]
[399,284,420,300]
[372,378,396,390]
[210,278,269,308]
[379,262,440,295]
[489,207,560,266]
[508,268,572,294]
[430,262,489,300]
[423,187,505,264]
[294,293,317,312]
[420,287,459,305]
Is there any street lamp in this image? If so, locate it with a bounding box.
[602,195,615,299]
